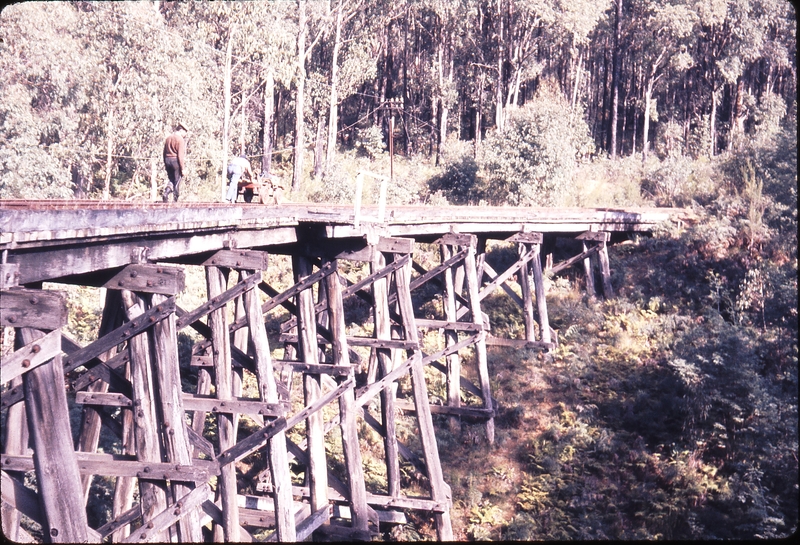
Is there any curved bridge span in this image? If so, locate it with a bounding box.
[0,201,688,542]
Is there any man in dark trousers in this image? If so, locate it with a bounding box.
[162,124,188,202]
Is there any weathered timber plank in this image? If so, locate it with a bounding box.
[285,376,355,430]
[216,417,288,467]
[122,483,212,543]
[324,259,369,532]
[434,232,476,247]
[148,290,205,542]
[3,221,298,285]
[0,263,20,289]
[576,230,611,242]
[394,400,495,418]
[181,394,287,417]
[70,350,131,394]
[370,251,401,497]
[0,328,61,385]
[205,264,240,541]
[103,264,185,295]
[406,248,469,295]
[0,289,67,330]
[95,504,142,540]
[441,242,462,433]
[289,484,447,512]
[272,360,356,375]
[75,288,125,501]
[293,505,332,543]
[198,500,255,542]
[530,243,552,345]
[241,269,297,542]
[1,470,42,525]
[279,253,410,333]
[463,244,495,446]
[364,492,447,512]
[284,435,353,500]
[75,391,132,407]
[414,318,484,331]
[19,327,93,543]
[279,333,417,350]
[480,259,524,306]
[120,290,171,541]
[583,241,597,297]
[175,272,259,330]
[186,425,216,459]
[394,259,454,540]
[238,507,277,528]
[354,333,480,409]
[63,297,175,374]
[518,242,537,342]
[475,247,535,302]
[203,249,269,270]
[292,254,328,520]
[1,454,217,481]
[549,244,602,275]
[598,241,614,298]
[506,231,544,244]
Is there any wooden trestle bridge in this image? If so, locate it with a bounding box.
[0,200,687,542]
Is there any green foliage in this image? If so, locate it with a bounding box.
[477,85,595,206]
[427,140,479,205]
[355,125,386,160]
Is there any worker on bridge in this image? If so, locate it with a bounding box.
[162,123,188,202]
[225,153,253,203]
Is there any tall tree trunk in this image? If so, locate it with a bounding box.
[474,71,485,158]
[221,30,233,199]
[292,0,307,192]
[729,77,744,151]
[239,96,246,156]
[610,0,622,159]
[441,57,452,141]
[313,116,325,178]
[571,47,583,112]
[262,68,275,174]
[402,2,410,154]
[642,75,654,161]
[103,103,114,200]
[150,156,158,201]
[325,0,344,174]
[494,0,504,131]
[710,82,718,157]
[436,38,444,162]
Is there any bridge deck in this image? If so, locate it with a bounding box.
[0,200,689,285]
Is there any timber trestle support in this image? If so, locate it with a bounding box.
[1,202,689,542]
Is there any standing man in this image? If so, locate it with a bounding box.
[163,123,188,202]
[225,153,253,203]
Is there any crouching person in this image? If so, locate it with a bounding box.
[225,154,253,203]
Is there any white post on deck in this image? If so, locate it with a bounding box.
[353,172,364,228]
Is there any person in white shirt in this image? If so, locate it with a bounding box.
[225,153,253,203]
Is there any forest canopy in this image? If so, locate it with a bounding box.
[0,0,795,204]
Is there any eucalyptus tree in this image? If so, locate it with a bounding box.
[323,0,377,176]
[625,0,698,160]
[290,0,330,192]
[413,0,476,161]
[1,1,205,200]
[0,2,91,199]
[689,0,790,155]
